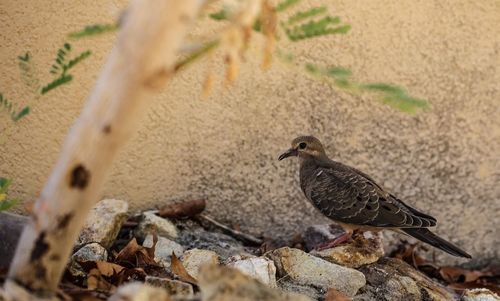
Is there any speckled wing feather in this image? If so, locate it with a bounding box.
[300,160,437,228]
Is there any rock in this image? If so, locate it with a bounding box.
[69,243,108,277]
[135,212,178,241]
[182,248,219,279]
[0,212,28,268]
[77,199,128,249]
[145,276,193,297]
[312,231,384,268]
[197,264,312,301]
[462,288,500,301]
[227,257,277,288]
[266,247,365,297]
[108,282,170,301]
[143,234,184,268]
[357,257,457,301]
[177,227,249,262]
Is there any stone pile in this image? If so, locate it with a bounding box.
[6,199,497,301]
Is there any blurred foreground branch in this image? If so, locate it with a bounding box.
[1,0,205,299]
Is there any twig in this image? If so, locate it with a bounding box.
[197,214,263,245]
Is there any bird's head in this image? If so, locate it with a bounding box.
[278,135,326,161]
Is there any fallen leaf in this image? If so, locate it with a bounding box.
[325,288,351,301]
[87,268,115,292]
[114,238,157,267]
[171,252,198,285]
[439,266,484,284]
[79,261,125,277]
[158,199,206,219]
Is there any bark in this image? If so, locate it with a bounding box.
[2,0,204,298]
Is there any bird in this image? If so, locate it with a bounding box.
[278,135,471,258]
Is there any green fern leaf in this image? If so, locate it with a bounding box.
[68,24,117,39]
[40,74,73,95]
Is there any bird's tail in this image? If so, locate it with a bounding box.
[402,228,471,258]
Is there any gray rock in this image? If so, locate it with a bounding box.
[182,248,219,279]
[145,276,193,297]
[143,234,184,268]
[77,199,128,249]
[266,247,366,297]
[176,227,249,262]
[357,257,457,301]
[312,230,384,268]
[227,257,277,288]
[197,264,312,301]
[108,282,168,301]
[134,212,178,241]
[0,212,28,268]
[462,289,500,301]
[69,243,108,277]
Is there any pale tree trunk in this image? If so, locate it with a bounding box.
[2,0,205,299]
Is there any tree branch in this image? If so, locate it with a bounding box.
[2,0,205,298]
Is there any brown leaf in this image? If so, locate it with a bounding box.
[114,238,157,267]
[170,252,198,285]
[96,261,125,277]
[448,281,500,295]
[158,199,206,219]
[87,268,115,292]
[325,288,351,301]
[439,266,484,284]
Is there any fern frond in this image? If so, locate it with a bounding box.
[17,52,41,94]
[287,6,327,25]
[50,44,71,74]
[0,93,30,122]
[276,0,302,12]
[303,63,428,113]
[64,50,92,73]
[68,23,118,39]
[40,74,73,95]
[0,178,18,212]
[284,14,350,41]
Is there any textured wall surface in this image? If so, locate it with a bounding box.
[1,0,499,266]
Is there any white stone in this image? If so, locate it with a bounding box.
[108,282,168,301]
[462,288,500,301]
[69,243,108,277]
[143,234,184,267]
[134,212,178,240]
[228,257,277,288]
[182,248,219,279]
[145,276,193,296]
[77,199,128,249]
[266,247,366,297]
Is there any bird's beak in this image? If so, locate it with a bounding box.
[278,148,298,161]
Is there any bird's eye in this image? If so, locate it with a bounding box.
[298,142,307,149]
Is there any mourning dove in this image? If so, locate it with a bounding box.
[279,135,471,258]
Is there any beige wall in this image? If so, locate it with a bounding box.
[1,1,499,266]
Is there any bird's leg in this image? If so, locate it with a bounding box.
[314,229,354,251]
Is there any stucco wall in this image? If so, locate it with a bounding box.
[1,1,499,266]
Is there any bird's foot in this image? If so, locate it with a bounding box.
[314,231,353,251]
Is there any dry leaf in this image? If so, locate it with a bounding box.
[439,266,484,284]
[96,261,125,277]
[171,252,198,285]
[87,268,115,292]
[114,238,157,267]
[158,199,206,219]
[325,288,351,301]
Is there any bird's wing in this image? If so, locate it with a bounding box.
[306,164,437,228]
